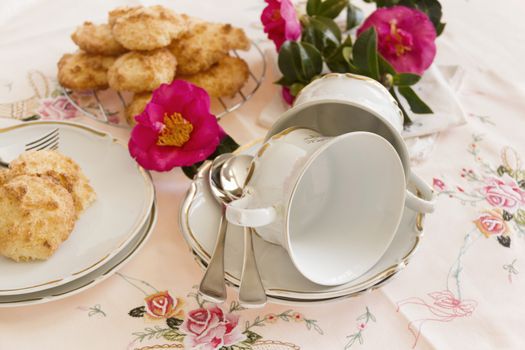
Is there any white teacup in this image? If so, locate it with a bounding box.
[225,128,428,286]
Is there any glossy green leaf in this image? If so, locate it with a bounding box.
[393,73,421,86]
[352,27,380,80]
[301,16,341,56]
[398,86,433,114]
[290,83,305,96]
[398,0,446,36]
[346,3,363,30]
[378,55,396,75]
[389,88,412,125]
[306,0,322,15]
[325,36,355,73]
[317,0,348,18]
[278,41,323,84]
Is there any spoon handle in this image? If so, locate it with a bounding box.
[239,226,267,308]
[199,206,228,303]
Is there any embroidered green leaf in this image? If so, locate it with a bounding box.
[502,211,514,221]
[497,235,511,248]
[497,165,511,177]
[132,326,171,342]
[515,209,525,226]
[129,306,146,318]
[162,329,184,342]
[243,330,263,344]
[166,317,184,329]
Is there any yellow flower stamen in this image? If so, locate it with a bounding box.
[156,112,194,147]
[389,20,412,57]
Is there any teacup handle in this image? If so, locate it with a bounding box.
[226,194,277,227]
[405,173,435,213]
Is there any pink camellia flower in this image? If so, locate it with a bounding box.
[181,306,246,350]
[128,80,225,171]
[357,6,437,75]
[261,0,301,50]
[474,210,509,238]
[36,96,78,119]
[480,174,525,213]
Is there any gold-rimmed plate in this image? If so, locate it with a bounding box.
[0,121,155,295]
[179,141,426,302]
[0,202,157,307]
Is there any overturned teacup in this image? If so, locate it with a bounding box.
[226,127,430,286]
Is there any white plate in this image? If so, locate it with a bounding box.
[0,121,155,295]
[179,141,427,301]
[0,202,157,307]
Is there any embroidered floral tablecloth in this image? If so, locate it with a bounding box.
[1,0,525,349]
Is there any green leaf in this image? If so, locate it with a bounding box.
[162,329,184,342]
[317,0,348,18]
[390,88,411,126]
[243,330,263,344]
[378,55,396,75]
[278,41,323,84]
[352,27,380,80]
[346,3,362,30]
[398,0,445,36]
[301,16,341,56]
[181,135,240,179]
[128,306,146,318]
[393,73,421,86]
[306,0,322,16]
[398,86,433,114]
[166,317,183,329]
[325,36,355,73]
[290,83,305,96]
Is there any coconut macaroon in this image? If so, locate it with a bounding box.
[108,5,142,28]
[111,6,189,51]
[0,175,76,262]
[179,55,249,98]
[7,150,96,216]
[108,49,176,92]
[58,52,116,90]
[168,22,251,75]
[71,22,127,56]
[125,92,152,126]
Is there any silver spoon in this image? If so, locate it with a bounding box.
[198,153,234,303]
[221,155,267,308]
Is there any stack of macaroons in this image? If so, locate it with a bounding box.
[0,151,96,262]
[57,5,251,126]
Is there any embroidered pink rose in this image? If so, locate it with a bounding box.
[480,174,525,213]
[261,0,301,50]
[474,210,509,238]
[428,290,476,317]
[357,6,436,75]
[181,306,246,350]
[144,291,184,320]
[36,96,78,119]
[432,178,446,191]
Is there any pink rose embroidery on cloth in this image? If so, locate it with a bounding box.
[357,6,437,75]
[36,96,78,119]
[397,290,477,348]
[479,174,525,213]
[432,178,446,191]
[261,0,301,50]
[474,210,510,237]
[181,305,246,350]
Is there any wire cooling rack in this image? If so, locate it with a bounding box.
[62,41,266,128]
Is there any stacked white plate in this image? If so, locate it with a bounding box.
[0,121,156,307]
[179,141,428,306]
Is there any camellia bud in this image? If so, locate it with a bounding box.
[381,73,394,89]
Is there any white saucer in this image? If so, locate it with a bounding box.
[0,202,157,307]
[179,141,427,301]
[0,121,155,295]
